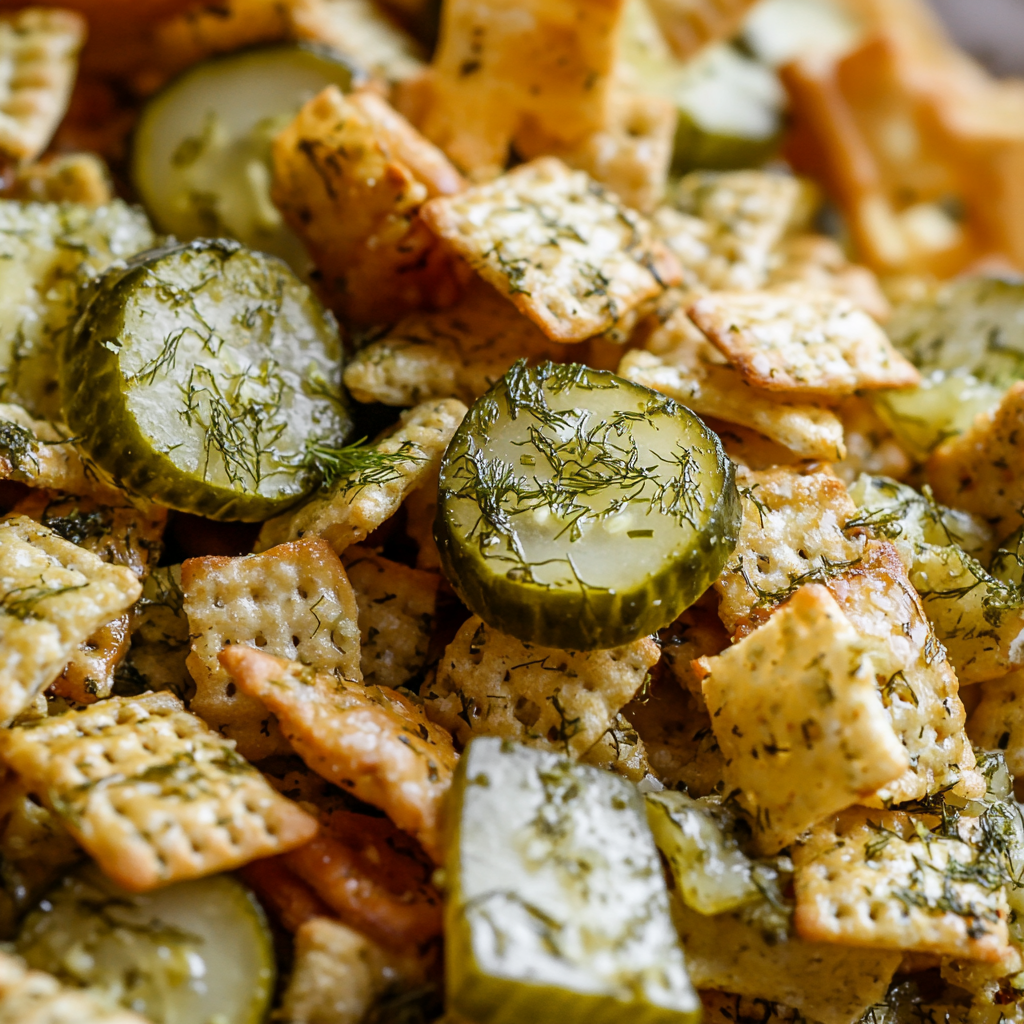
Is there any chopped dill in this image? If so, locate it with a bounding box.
[305,437,427,494]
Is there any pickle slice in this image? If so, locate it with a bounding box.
[61,238,352,521]
[16,864,274,1024]
[435,360,741,650]
[446,737,700,1024]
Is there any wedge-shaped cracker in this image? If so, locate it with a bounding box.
[793,807,1012,962]
[272,86,463,327]
[219,647,456,863]
[689,288,919,396]
[0,516,141,725]
[0,692,317,892]
[674,901,901,1024]
[579,712,650,782]
[3,152,113,207]
[967,671,1024,780]
[257,398,467,554]
[421,158,680,343]
[342,546,439,691]
[182,538,362,762]
[423,615,659,758]
[0,951,149,1024]
[698,585,909,853]
[343,279,562,407]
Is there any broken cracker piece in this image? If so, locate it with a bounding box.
[219,647,457,863]
[421,157,680,343]
[182,538,362,762]
[648,0,760,60]
[0,692,317,892]
[967,670,1024,780]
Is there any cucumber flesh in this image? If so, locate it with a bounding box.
[131,45,359,271]
[61,238,352,521]
[435,360,740,650]
[16,864,274,1024]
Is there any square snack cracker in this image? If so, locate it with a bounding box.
[793,807,1012,962]
[257,398,466,554]
[0,692,318,892]
[967,670,1024,780]
[698,584,909,853]
[423,615,659,758]
[341,546,440,690]
[420,158,680,343]
[688,287,919,396]
[219,646,457,863]
[0,516,141,724]
[183,537,362,762]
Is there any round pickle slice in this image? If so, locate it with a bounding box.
[16,864,274,1024]
[61,238,353,521]
[435,360,741,650]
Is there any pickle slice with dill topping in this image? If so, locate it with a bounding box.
[435,360,741,650]
[61,238,352,521]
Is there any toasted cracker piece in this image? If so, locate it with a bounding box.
[423,615,658,759]
[403,466,442,572]
[689,287,919,396]
[257,399,466,555]
[341,547,439,691]
[0,516,141,725]
[421,158,680,343]
[343,279,563,407]
[272,85,463,327]
[237,858,331,934]
[0,951,149,1024]
[219,647,456,863]
[647,0,759,60]
[0,9,85,164]
[831,397,912,486]
[928,381,1024,542]
[793,807,1012,962]
[0,692,317,892]
[675,901,901,1024]
[281,916,427,1024]
[579,712,650,782]
[656,598,730,705]
[50,613,131,705]
[182,538,362,762]
[698,585,909,853]
[967,671,1024,780]
[413,0,628,179]
[4,153,113,207]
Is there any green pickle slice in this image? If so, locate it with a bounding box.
[435,360,741,650]
[446,737,701,1024]
[61,238,353,521]
[16,864,274,1024]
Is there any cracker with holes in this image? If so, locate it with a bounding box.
[697,585,909,853]
[182,538,362,762]
[219,647,457,863]
[257,398,466,554]
[4,152,113,207]
[421,158,680,343]
[423,615,659,758]
[967,670,1024,780]
[579,712,650,782]
[688,288,919,396]
[0,692,318,892]
[793,808,1013,962]
[342,547,440,690]
[0,516,141,724]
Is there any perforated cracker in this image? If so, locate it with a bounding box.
[0,692,318,892]
[698,585,908,853]
[257,398,467,554]
[219,647,457,863]
[423,615,659,759]
[579,713,650,782]
[793,808,1012,962]
[182,538,362,762]
[50,613,131,705]
[0,516,141,724]
[421,158,680,343]
[967,671,1024,780]
[689,288,919,396]
[3,152,113,207]
[341,546,439,690]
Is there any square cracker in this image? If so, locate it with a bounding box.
[421,157,680,343]
[0,516,141,725]
[422,615,659,759]
[793,807,1012,963]
[0,692,318,892]
[698,584,909,853]
[689,287,919,396]
[219,646,457,863]
[257,398,466,555]
[182,537,362,762]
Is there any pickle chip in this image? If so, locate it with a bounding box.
[435,360,741,650]
[61,239,352,521]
